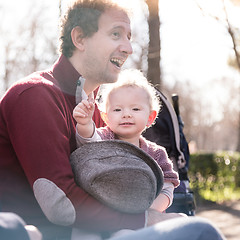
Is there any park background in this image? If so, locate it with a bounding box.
[1,0,240,239]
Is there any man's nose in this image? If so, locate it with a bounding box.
[120,39,133,55]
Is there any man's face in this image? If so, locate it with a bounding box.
[82,8,132,86]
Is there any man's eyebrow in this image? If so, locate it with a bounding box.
[111,25,130,32]
[112,25,132,37]
[111,25,124,30]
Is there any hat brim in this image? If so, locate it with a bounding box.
[70,140,164,213]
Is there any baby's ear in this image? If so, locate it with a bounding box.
[100,111,108,123]
[147,110,157,127]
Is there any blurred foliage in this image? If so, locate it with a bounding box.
[189,151,240,203]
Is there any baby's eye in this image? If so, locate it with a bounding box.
[113,108,121,112]
[133,108,140,111]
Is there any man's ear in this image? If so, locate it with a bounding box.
[71,26,85,51]
[147,110,157,127]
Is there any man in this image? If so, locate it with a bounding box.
[0,0,225,239]
[0,0,141,238]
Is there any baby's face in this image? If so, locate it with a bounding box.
[104,86,151,141]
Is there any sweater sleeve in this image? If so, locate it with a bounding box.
[141,138,180,188]
[75,123,102,147]
[155,147,180,187]
[2,83,145,232]
[161,182,174,206]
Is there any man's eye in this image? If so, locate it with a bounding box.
[112,32,120,39]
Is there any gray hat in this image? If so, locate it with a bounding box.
[70,140,163,213]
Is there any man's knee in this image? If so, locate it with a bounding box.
[109,216,225,240]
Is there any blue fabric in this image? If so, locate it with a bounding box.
[0,212,30,240]
[110,217,225,240]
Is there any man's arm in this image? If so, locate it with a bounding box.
[3,84,145,232]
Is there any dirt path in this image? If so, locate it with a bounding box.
[195,200,240,240]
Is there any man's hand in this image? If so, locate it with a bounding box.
[147,209,187,226]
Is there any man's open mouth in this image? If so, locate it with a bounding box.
[110,58,124,68]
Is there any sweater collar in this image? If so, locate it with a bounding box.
[107,126,148,150]
[52,54,81,96]
[139,136,148,152]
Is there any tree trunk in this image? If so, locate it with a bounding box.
[146,0,161,90]
[223,1,240,151]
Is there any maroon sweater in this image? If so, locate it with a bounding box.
[0,55,145,238]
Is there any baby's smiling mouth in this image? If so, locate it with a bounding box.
[120,122,134,126]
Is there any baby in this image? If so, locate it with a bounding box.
[73,69,180,213]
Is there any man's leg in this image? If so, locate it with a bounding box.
[110,217,226,240]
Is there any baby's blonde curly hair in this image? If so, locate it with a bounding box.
[97,69,161,125]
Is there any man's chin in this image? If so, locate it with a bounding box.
[103,74,119,84]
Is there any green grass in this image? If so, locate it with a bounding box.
[189,151,240,204]
[197,187,240,203]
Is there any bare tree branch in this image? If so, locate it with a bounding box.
[146,0,162,90]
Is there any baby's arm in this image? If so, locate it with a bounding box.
[150,182,174,212]
[73,99,95,138]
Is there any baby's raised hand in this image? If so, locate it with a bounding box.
[73,99,95,126]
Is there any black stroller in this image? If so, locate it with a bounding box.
[143,90,195,216]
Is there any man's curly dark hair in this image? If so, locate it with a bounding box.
[59,0,128,58]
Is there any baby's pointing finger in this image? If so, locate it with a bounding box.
[81,99,92,109]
